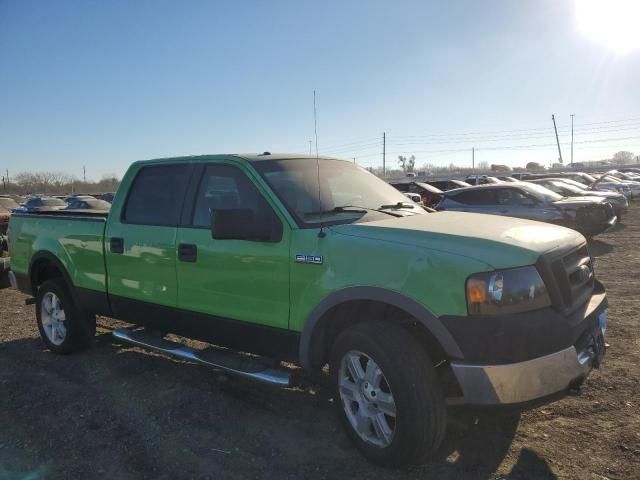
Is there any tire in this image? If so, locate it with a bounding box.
[35,279,96,354]
[0,258,10,290]
[330,321,446,466]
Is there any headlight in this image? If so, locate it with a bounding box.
[466,266,551,315]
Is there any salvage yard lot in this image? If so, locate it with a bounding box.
[1,209,639,480]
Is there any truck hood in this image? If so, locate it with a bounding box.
[331,211,584,269]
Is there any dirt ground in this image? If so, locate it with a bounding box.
[1,208,639,480]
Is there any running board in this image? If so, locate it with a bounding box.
[112,328,292,387]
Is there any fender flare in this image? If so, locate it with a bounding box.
[298,286,463,369]
[28,250,76,296]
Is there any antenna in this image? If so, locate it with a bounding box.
[314,90,326,238]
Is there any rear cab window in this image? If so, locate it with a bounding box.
[122,164,190,226]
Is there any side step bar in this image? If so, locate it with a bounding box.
[112,328,292,387]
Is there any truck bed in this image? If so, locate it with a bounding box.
[9,211,108,295]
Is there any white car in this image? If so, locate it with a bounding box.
[558,177,632,199]
[595,174,640,199]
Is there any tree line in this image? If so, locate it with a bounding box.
[1,172,120,195]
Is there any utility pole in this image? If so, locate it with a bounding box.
[552,114,563,164]
[83,166,86,183]
[353,157,356,164]
[472,147,475,170]
[308,140,312,155]
[382,132,386,177]
[570,114,575,166]
[5,169,9,185]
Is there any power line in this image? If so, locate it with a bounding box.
[349,135,640,159]
[385,122,640,144]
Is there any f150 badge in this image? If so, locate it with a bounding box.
[295,254,323,265]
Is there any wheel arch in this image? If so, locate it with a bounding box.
[28,251,75,296]
[299,287,463,370]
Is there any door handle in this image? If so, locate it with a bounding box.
[110,237,124,254]
[178,243,198,262]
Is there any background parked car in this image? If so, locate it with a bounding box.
[554,176,632,199]
[527,178,628,220]
[593,174,640,198]
[425,179,472,191]
[606,169,640,182]
[94,192,115,203]
[437,183,616,237]
[390,181,443,208]
[65,198,112,213]
[0,197,19,234]
[465,175,502,185]
[63,194,95,204]
[14,196,68,213]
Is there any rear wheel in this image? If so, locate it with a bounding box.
[330,321,446,466]
[36,279,95,354]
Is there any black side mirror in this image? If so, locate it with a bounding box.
[211,209,282,242]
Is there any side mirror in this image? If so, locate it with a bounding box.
[211,209,281,242]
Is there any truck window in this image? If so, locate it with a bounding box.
[123,165,189,226]
[190,165,280,230]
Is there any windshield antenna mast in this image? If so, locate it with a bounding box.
[314,90,326,238]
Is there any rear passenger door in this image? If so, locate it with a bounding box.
[176,163,290,329]
[105,164,190,313]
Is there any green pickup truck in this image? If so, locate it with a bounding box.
[6,153,607,465]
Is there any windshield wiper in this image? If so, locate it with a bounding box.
[305,205,403,218]
[378,202,415,210]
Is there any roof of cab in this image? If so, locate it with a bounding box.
[134,153,344,165]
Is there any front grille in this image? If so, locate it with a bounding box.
[536,244,594,315]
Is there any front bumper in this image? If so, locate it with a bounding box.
[449,325,605,405]
[581,214,617,236]
[445,287,607,406]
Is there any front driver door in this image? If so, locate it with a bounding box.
[176,163,290,330]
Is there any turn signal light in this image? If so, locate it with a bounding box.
[466,279,487,304]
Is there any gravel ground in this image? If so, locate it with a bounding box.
[0,207,639,480]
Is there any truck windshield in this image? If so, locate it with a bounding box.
[253,158,425,226]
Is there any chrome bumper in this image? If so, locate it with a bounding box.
[449,335,604,405]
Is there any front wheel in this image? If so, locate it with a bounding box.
[330,321,446,466]
[36,279,96,354]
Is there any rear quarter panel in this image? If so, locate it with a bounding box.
[9,214,107,293]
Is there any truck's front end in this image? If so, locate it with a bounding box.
[447,240,606,405]
[325,211,608,408]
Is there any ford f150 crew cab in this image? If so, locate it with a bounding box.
[5,154,607,466]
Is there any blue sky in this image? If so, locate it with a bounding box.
[1,0,639,179]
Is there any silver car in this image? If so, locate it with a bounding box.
[437,183,617,237]
[527,178,628,220]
